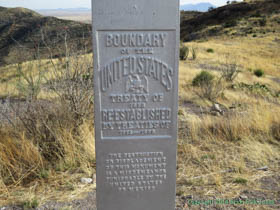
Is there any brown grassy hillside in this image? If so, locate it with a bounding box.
[180,0,280,41]
[0,7,91,66]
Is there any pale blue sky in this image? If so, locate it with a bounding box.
[0,0,241,10]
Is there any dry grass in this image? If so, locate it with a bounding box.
[184,33,280,78]
[0,29,280,207]
[0,119,95,206]
[177,105,280,176]
[176,33,280,203]
[0,54,93,100]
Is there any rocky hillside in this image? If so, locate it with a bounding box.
[180,11,202,24]
[180,0,280,41]
[1,0,280,65]
[0,7,91,66]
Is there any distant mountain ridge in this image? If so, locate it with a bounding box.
[180,3,215,12]
[36,8,91,12]
[37,4,215,13]
[36,3,215,13]
[0,6,92,66]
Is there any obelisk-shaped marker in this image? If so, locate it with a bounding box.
[92,0,179,209]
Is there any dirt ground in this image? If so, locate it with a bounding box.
[1,171,279,210]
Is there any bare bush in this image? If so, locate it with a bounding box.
[40,27,94,123]
[17,28,94,151]
[14,27,94,123]
[221,63,240,82]
[0,27,95,187]
[192,71,225,102]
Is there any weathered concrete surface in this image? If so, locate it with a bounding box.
[92,0,180,209]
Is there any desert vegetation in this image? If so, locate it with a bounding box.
[0,29,95,206]
[0,0,280,209]
[176,33,280,208]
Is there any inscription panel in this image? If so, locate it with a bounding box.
[105,152,167,192]
[98,31,176,138]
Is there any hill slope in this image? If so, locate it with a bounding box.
[1,1,280,66]
[180,0,280,41]
[0,7,91,66]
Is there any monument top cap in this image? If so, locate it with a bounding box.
[92,0,179,29]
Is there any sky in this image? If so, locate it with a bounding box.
[0,0,239,10]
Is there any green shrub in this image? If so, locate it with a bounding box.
[276,91,280,98]
[233,178,247,185]
[259,18,267,26]
[224,20,237,28]
[191,47,197,60]
[206,48,214,53]
[254,69,264,77]
[180,45,189,60]
[192,71,214,87]
[178,109,185,116]
[252,11,261,18]
[39,169,49,179]
[23,199,39,209]
[271,123,280,141]
[231,82,278,97]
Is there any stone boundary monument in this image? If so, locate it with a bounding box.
[92,0,179,209]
